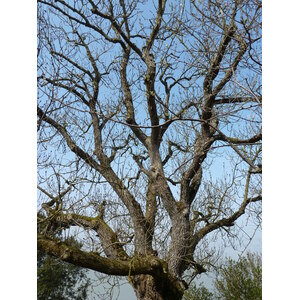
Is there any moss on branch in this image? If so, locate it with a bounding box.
[37,234,164,276]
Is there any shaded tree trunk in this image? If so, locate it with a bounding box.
[131,275,184,300]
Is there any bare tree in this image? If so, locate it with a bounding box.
[37,0,262,299]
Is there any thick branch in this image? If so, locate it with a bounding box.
[143,50,160,144]
[215,132,262,145]
[38,234,163,276]
[203,6,237,97]
[54,212,129,259]
[145,0,166,51]
[214,96,262,105]
[145,181,158,249]
[89,2,143,57]
[180,135,215,205]
[211,39,248,98]
[38,106,101,170]
[120,47,148,147]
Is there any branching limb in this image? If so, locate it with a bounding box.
[38,184,73,209]
[37,106,149,254]
[215,132,262,145]
[37,234,163,276]
[192,169,261,248]
[214,96,262,105]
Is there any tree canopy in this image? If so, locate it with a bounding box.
[37,0,261,298]
[183,252,262,300]
[215,252,262,300]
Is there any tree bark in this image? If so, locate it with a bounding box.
[131,274,184,300]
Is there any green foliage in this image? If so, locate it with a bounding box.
[214,252,262,300]
[37,236,90,300]
[183,283,214,300]
[184,252,262,300]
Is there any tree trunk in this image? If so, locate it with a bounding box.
[131,274,184,300]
